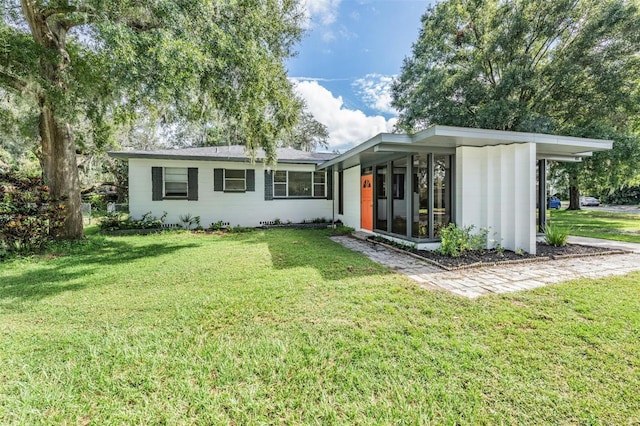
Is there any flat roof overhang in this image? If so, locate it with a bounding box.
[318,125,613,170]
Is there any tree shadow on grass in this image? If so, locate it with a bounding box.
[237,229,392,281]
[0,238,199,304]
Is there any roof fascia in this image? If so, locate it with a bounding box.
[317,133,412,170]
[107,152,325,165]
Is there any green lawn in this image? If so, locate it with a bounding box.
[549,208,640,243]
[1,229,639,424]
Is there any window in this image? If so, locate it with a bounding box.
[152,167,197,201]
[214,168,254,192]
[224,169,246,191]
[164,167,188,197]
[313,171,326,198]
[273,171,326,198]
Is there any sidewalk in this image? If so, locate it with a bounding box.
[331,235,640,299]
[567,235,640,253]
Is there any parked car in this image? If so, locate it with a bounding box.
[547,196,561,209]
[580,196,600,206]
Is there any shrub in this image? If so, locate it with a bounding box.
[438,223,487,257]
[99,211,167,232]
[179,213,195,229]
[331,225,354,236]
[0,172,66,257]
[209,220,226,231]
[544,223,569,247]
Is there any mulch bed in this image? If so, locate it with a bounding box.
[367,236,626,270]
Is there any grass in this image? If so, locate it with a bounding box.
[549,209,640,243]
[1,228,639,424]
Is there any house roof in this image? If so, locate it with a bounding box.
[108,145,338,165]
[318,125,614,171]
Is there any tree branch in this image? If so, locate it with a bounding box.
[41,1,94,18]
[0,67,30,94]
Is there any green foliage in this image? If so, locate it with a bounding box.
[393,0,640,195]
[544,223,569,247]
[99,211,167,232]
[438,223,487,257]
[279,109,329,152]
[330,225,354,236]
[393,0,640,133]
[0,172,66,257]
[208,220,227,231]
[601,186,640,205]
[179,213,195,230]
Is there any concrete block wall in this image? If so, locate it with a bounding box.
[128,158,333,228]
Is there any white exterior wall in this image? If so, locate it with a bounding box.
[128,158,333,227]
[336,166,362,230]
[455,143,536,254]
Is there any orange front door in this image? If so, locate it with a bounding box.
[361,174,373,231]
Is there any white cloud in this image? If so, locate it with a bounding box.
[353,74,397,115]
[301,0,341,27]
[292,80,397,151]
[321,31,336,42]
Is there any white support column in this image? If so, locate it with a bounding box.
[455,143,537,254]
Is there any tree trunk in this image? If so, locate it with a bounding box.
[40,103,84,239]
[22,0,84,239]
[567,170,581,210]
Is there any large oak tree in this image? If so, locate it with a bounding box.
[392,0,640,209]
[1,0,305,238]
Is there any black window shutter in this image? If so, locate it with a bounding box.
[264,170,273,200]
[214,168,223,191]
[152,167,163,201]
[187,168,198,201]
[338,171,344,214]
[246,169,255,192]
[326,169,333,200]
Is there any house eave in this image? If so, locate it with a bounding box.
[318,125,613,171]
[107,152,330,165]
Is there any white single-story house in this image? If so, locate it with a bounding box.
[109,125,612,254]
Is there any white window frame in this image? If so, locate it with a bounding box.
[164,167,188,198]
[224,169,246,192]
[273,171,326,198]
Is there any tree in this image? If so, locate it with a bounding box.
[279,109,329,152]
[392,0,640,209]
[1,0,305,238]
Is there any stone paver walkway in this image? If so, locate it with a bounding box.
[331,236,640,298]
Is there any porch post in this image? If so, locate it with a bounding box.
[406,155,412,238]
[538,159,547,232]
[428,154,434,239]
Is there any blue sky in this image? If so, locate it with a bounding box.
[289,1,432,151]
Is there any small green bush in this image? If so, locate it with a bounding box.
[544,223,569,247]
[438,223,487,257]
[331,225,354,236]
[208,220,226,231]
[99,211,167,232]
[179,213,195,229]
